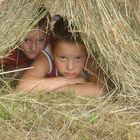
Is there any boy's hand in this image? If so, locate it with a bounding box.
[62,76,86,86]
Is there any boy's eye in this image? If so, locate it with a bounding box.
[75,56,82,62]
[59,56,67,61]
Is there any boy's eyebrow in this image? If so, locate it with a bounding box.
[54,53,87,57]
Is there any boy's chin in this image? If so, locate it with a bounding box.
[63,75,78,79]
[65,77,76,79]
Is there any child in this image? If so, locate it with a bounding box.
[0,7,51,70]
[17,18,104,96]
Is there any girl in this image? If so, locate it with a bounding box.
[0,7,51,70]
[17,18,104,96]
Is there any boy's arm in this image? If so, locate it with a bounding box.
[17,76,86,92]
[54,82,104,96]
[17,52,85,92]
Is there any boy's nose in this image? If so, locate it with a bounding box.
[67,60,74,70]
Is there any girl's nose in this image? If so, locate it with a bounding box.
[31,41,37,51]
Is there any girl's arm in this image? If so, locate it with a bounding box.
[16,52,85,92]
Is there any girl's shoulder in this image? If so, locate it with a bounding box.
[42,44,53,57]
[0,49,31,69]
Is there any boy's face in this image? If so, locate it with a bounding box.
[20,27,46,59]
[53,41,87,79]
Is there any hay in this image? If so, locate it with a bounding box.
[0,0,140,95]
[61,0,140,96]
[0,92,139,139]
[0,0,47,57]
[0,0,140,139]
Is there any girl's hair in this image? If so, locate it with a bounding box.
[51,17,85,51]
[34,6,51,30]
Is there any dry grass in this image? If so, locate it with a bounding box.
[0,0,140,139]
[0,73,140,139]
[0,86,140,139]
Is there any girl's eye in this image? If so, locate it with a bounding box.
[38,39,44,42]
[37,39,45,44]
[75,57,82,62]
[24,38,30,42]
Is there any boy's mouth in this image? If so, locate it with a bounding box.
[64,72,77,78]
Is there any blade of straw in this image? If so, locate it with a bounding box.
[0,67,34,75]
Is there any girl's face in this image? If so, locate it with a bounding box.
[20,27,46,59]
[53,41,87,79]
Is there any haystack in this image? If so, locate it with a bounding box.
[0,0,140,95]
[0,0,140,139]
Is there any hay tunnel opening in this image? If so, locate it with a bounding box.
[0,0,140,139]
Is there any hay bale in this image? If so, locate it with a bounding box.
[0,0,139,95]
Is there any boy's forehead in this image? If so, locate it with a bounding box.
[56,42,87,54]
[61,41,86,50]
